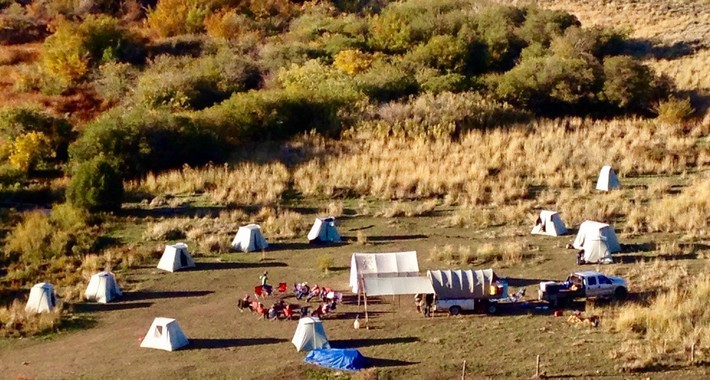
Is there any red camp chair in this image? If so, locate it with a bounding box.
[283,305,294,320]
[254,285,264,298]
[277,282,287,294]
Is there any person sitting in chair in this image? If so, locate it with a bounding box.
[307,284,321,302]
[237,294,251,312]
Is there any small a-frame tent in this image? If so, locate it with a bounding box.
[231,224,268,252]
[25,283,56,313]
[85,272,122,303]
[158,243,196,272]
[292,317,330,352]
[531,210,567,236]
[307,217,341,244]
[140,317,189,351]
[596,166,621,191]
[573,221,620,264]
[305,349,368,371]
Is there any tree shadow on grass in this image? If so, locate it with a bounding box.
[367,357,419,368]
[196,261,288,271]
[329,337,419,349]
[506,277,553,287]
[123,290,213,301]
[74,301,153,313]
[185,337,287,350]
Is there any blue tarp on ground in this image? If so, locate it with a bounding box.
[304,348,368,371]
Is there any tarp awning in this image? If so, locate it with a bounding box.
[363,276,435,296]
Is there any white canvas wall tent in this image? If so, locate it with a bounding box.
[531,210,567,236]
[292,317,330,352]
[573,221,620,264]
[349,251,421,293]
[140,317,189,351]
[231,224,269,252]
[25,283,57,313]
[362,277,435,297]
[158,243,196,272]
[85,272,122,303]
[596,166,621,191]
[427,269,499,299]
[308,217,342,244]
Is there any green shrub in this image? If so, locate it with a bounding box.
[3,203,96,271]
[418,72,470,94]
[550,26,627,59]
[317,255,334,274]
[93,62,139,104]
[355,59,418,102]
[495,54,600,110]
[0,107,74,161]
[134,51,260,110]
[516,7,579,47]
[407,35,469,72]
[69,107,225,178]
[470,5,526,70]
[42,15,143,89]
[66,155,124,212]
[654,97,694,123]
[601,55,655,109]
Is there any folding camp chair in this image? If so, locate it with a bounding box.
[277,282,287,294]
[283,305,294,320]
[254,285,264,298]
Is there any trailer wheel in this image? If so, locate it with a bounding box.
[449,306,462,316]
[486,303,497,315]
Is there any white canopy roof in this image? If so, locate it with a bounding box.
[349,251,420,293]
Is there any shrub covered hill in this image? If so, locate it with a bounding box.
[0,1,705,288]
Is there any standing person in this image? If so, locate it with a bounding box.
[259,271,271,295]
[423,293,435,317]
[414,294,422,313]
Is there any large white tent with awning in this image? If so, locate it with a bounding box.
[349,251,420,293]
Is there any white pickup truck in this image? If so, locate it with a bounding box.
[538,271,628,306]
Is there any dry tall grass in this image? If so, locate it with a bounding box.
[130,162,290,205]
[612,273,710,370]
[0,300,63,337]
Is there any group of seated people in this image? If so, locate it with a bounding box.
[236,281,343,320]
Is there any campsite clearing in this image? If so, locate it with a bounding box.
[0,201,707,379]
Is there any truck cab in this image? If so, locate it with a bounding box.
[539,271,627,306]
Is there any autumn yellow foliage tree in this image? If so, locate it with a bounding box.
[146,0,209,38]
[333,49,372,75]
[9,131,53,173]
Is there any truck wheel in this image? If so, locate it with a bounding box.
[486,304,497,315]
[614,287,628,300]
[449,306,462,316]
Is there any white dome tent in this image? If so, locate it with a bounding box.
[307,217,342,244]
[25,283,57,314]
[531,210,567,236]
[231,224,268,252]
[573,221,621,264]
[596,166,621,191]
[158,243,196,272]
[140,317,189,351]
[292,317,330,352]
[85,272,122,303]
